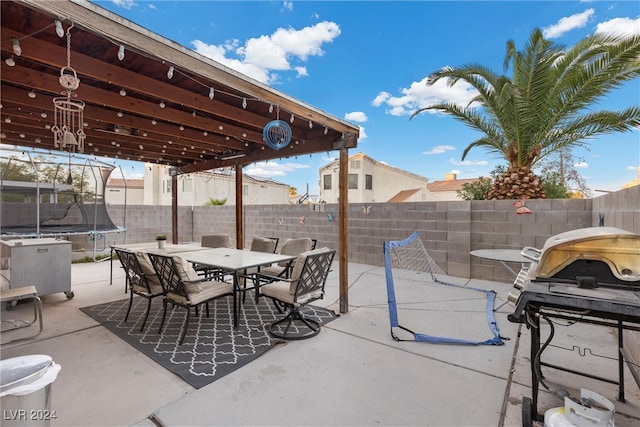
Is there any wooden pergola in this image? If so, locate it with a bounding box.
[1,0,358,312]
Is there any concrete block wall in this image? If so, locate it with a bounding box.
[469,198,592,282]
[104,185,639,284]
[591,186,640,371]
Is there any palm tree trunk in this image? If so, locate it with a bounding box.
[486,166,546,200]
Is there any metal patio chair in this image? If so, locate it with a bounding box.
[148,252,235,345]
[114,248,164,332]
[258,247,335,340]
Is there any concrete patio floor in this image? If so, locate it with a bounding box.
[1,257,639,426]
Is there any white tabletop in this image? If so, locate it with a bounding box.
[470,249,530,264]
[170,247,296,271]
[112,242,204,254]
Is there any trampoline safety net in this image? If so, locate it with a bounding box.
[0,148,119,237]
[383,231,504,345]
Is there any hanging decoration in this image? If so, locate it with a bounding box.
[263,106,291,150]
[51,21,86,153]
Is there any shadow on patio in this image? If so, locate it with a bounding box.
[1,257,639,426]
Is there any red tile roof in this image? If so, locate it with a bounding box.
[427,178,478,192]
[107,178,144,188]
[387,189,421,202]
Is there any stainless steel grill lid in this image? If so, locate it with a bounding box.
[535,227,640,283]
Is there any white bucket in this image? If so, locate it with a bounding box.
[544,389,615,427]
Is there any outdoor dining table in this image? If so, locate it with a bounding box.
[470,248,532,277]
[169,247,297,325]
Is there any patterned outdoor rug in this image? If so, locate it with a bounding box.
[81,296,338,388]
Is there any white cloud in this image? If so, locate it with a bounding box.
[294,66,308,78]
[283,1,293,12]
[627,165,640,170]
[372,77,478,117]
[112,0,135,9]
[244,161,309,178]
[449,158,488,166]
[595,17,640,36]
[423,145,455,155]
[574,161,589,169]
[345,111,368,123]
[357,125,367,141]
[371,92,390,107]
[543,9,594,39]
[191,21,340,84]
[321,155,337,163]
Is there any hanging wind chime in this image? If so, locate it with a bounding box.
[51,21,85,155]
[263,106,291,150]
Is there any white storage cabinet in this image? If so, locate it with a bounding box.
[1,238,73,304]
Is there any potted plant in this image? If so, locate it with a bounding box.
[156,234,167,249]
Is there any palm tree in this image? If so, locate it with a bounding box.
[411,28,640,199]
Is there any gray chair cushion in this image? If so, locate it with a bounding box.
[250,236,276,253]
[201,234,231,248]
[277,238,312,267]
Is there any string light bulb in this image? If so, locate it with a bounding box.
[5,55,15,67]
[28,90,36,99]
[54,20,64,38]
[167,65,174,79]
[159,101,165,108]
[117,44,125,61]
[119,88,126,96]
[290,113,295,123]
[11,38,21,56]
[242,98,247,109]
[209,87,215,99]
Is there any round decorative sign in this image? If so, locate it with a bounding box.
[263,120,292,150]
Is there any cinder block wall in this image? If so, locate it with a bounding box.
[591,186,640,370]
[106,185,639,283]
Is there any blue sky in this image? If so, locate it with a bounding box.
[98,0,640,197]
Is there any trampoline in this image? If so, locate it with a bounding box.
[0,147,125,255]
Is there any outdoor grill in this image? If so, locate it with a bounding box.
[508,227,640,311]
[506,226,640,426]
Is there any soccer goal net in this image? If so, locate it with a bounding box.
[383,231,504,345]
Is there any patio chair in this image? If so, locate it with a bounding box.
[147,252,235,345]
[237,236,280,302]
[201,234,232,248]
[196,233,232,279]
[114,248,164,331]
[266,237,280,253]
[258,247,335,340]
[260,237,312,279]
[250,236,278,253]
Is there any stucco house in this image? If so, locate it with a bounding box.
[319,153,480,203]
[106,164,290,206]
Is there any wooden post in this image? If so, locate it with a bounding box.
[235,164,244,249]
[339,148,349,313]
[171,173,178,244]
